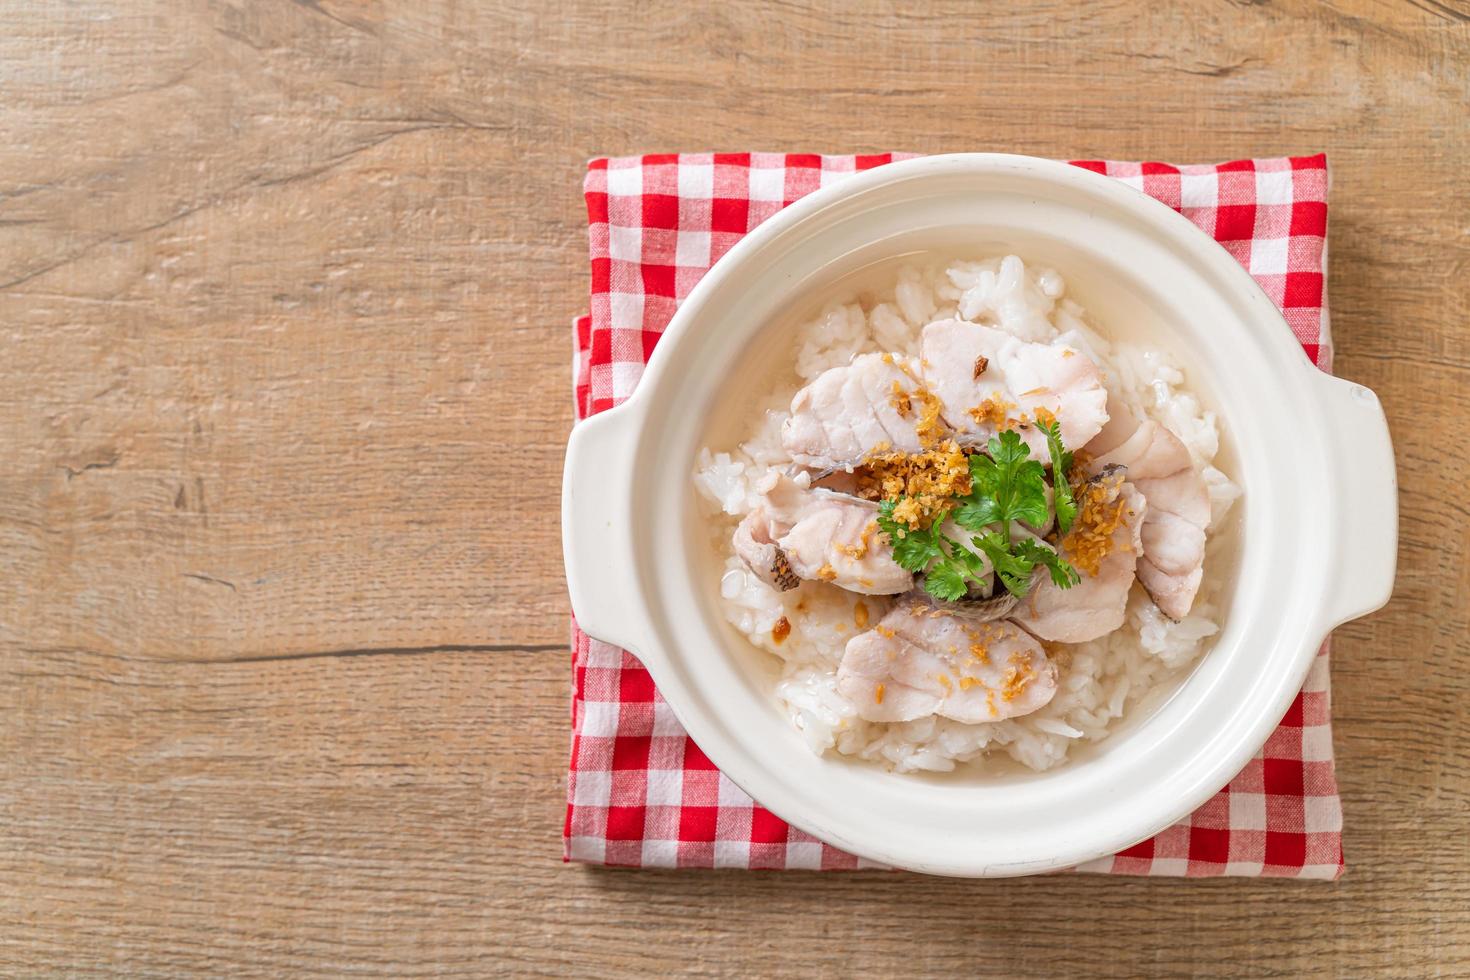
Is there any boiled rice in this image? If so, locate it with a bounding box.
[693,255,1240,774]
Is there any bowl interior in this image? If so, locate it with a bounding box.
[623,158,1329,873]
[688,238,1247,786]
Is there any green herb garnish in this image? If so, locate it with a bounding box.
[1014,537,1081,589]
[875,428,1084,602]
[921,557,970,603]
[971,530,1041,597]
[877,500,988,603]
[954,431,1048,541]
[1038,419,1077,534]
[878,499,943,571]
[952,430,1081,599]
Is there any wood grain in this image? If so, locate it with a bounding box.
[2,0,1466,975]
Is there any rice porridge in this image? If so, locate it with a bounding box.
[693,254,1240,774]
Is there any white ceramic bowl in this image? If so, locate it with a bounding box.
[561,153,1396,876]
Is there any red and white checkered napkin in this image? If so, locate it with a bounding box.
[566,153,1345,878]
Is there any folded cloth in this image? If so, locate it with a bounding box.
[567,153,1343,878]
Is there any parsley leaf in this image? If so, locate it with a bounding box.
[891,529,942,572]
[1010,459,1050,528]
[953,430,1048,533]
[973,530,1039,597]
[1014,538,1081,588]
[922,559,969,602]
[987,428,1030,468]
[954,454,1002,528]
[876,499,942,572]
[971,532,1082,598]
[876,500,995,600]
[1038,419,1077,534]
[942,535,992,582]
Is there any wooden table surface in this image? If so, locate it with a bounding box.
[4,1,1467,975]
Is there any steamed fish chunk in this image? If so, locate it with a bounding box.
[1012,481,1146,643]
[781,353,928,469]
[919,318,1109,459]
[732,509,801,592]
[1090,420,1210,620]
[1080,390,1138,457]
[1131,467,1208,619]
[836,597,1058,724]
[1089,416,1191,482]
[733,473,912,596]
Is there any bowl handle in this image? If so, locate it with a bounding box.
[561,405,651,654]
[1313,372,1398,628]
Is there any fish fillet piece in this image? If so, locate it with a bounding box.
[1090,420,1210,619]
[732,510,800,591]
[837,596,1057,723]
[919,318,1109,459]
[733,473,912,596]
[1012,481,1146,643]
[781,353,927,469]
